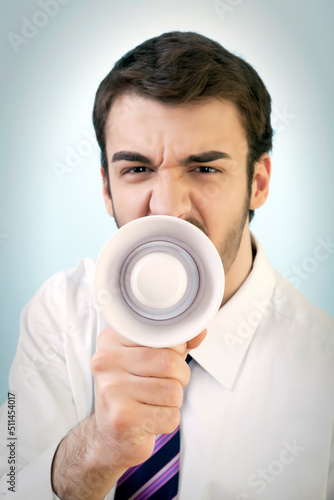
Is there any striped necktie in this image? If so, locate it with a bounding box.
[114,355,191,500]
[114,425,180,499]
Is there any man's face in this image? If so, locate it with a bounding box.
[103,94,268,296]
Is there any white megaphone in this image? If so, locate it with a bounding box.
[95,216,224,347]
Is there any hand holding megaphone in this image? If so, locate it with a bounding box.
[95,216,224,347]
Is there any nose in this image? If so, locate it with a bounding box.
[149,172,192,219]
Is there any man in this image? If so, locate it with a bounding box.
[0,31,333,500]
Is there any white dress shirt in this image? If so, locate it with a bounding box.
[0,236,333,499]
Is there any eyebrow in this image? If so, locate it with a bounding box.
[180,151,231,165]
[111,151,153,165]
[111,150,231,165]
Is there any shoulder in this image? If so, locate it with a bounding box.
[251,235,333,348]
[271,269,334,348]
[35,258,97,301]
[21,258,98,335]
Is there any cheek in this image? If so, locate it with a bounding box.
[195,183,237,219]
[111,184,151,224]
[198,180,248,234]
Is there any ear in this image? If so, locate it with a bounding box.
[249,153,271,210]
[101,167,113,217]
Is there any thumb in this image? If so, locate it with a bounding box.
[186,328,207,353]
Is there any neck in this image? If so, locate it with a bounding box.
[221,226,253,306]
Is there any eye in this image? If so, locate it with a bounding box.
[194,166,217,173]
[122,166,151,175]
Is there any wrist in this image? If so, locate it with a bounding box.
[51,415,125,500]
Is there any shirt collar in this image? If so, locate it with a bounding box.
[191,234,276,390]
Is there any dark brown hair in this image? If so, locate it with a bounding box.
[93,31,273,221]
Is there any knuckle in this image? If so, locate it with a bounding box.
[97,327,118,350]
[165,379,183,407]
[182,362,191,387]
[91,348,120,377]
[97,328,112,345]
[153,406,180,433]
[166,408,181,433]
[141,416,156,435]
[159,348,176,373]
[100,374,122,398]
[137,346,156,366]
[91,351,108,375]
[109,402,133,436]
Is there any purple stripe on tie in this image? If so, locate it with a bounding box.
[116,425,180,487]
[132,454,180,500]
[116,437,166,486]
[153,426,180,454]
[117,462,143,486]
[142,459,179,499]
[136,458,179,500]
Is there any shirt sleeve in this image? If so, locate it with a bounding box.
[0,441,61,499]
[0,270,91,498]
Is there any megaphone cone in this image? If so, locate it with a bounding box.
[95,216,224,347]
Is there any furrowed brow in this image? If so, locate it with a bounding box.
[181,151,231,165]
[111,151,153,165]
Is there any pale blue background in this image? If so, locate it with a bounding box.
[1,0,333,404]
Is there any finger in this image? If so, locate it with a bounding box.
[165,328,208,357]
[92,343,191,387]
[95,394,181,439]
[97,327,137,351]
[97,327,207,354]
[93,402,180,468]
[97,327,188,356]
[185,328,207,353]
[141,405,181,435]
[125,375,184,408]
[115,402,181,438]
[126,347,191,386]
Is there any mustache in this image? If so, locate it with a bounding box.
[114,211,209,238]
[184,217,209,238]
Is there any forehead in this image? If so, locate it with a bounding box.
[105,93,248,158]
